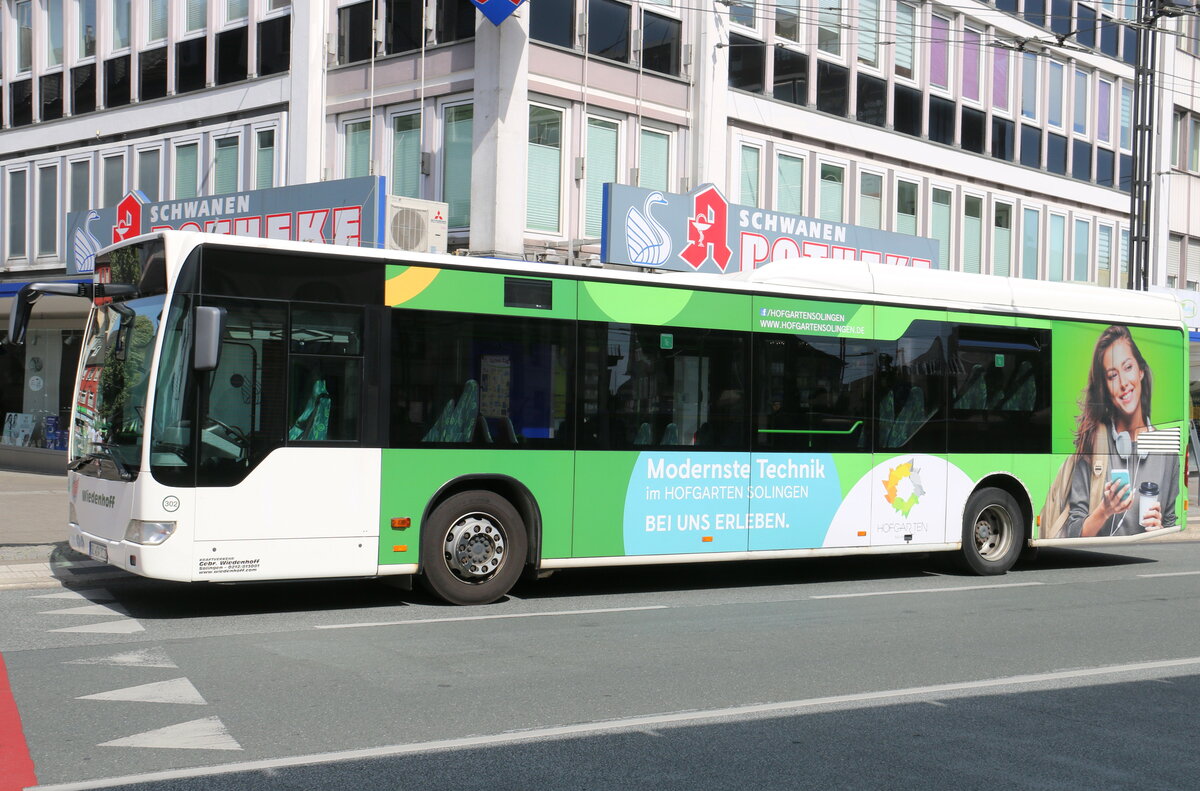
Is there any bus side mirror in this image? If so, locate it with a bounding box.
[194,306,226,371]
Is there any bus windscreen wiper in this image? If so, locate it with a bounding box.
[86,442,134,481]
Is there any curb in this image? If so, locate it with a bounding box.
[0,544,135,590]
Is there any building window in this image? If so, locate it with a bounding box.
[585,116,619,236]
[1025,0,1045,26]
[16,1,32,73]
[993,203,1012,277]
[77,0,95,59]
[148,0,168,43]
[137,149,160,202]
[226,0,248,22]
[1048,62,1064,128]
[818,163,843,223]
[929,15,950,90]
[7,170,28,259]
[1022,208,1040,279]
[443,104,473,227]
[391,114,420,198]
[896,180,918,235]
[993,47,1009,112]
[1048,213,1065,281]
[1097,79,1113,145]
[931,188,951,269]
[1120,84,1133,150]
[113,0,131,50]
[1073,69,1089,135]
[174,143,199,199]
[530,0,574,48]
[730,0,756,28]
[1021,53,1038,120]
[639,128,670,192]
[589,0,630,63]
[777,153,803,216]
[858,0,879,66]
[1191,117,1200,172]
[344,120,371,178]
[258,15,291,75]
[140,47,168,100]
[894,3,915,79]
[642,11,680,77]
[338,1,372,64]
[817,0,841,55]
[776,49,808,106]
[186,0,208,33]
[740,144,760,207]
[962,29,981,102]
[729,34,765,92]
[37,165,59,257]
[776,0,801,41]
[386,0,425,53]
[69,160,90,212]
[255,129,276,189]
[963,196,982,274]
[1188,239,1200,290]
[102,154,125,206]
[213,136,240,194]
[859,171,882,229]
[47,0,64,67]
[527,106,562,233]
[435,0,475,44]
[1073,219,1090,281]
[1097,225,1112,286]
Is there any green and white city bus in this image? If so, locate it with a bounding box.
[6,232,1189,604]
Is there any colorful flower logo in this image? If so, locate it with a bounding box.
[882,460,925,517]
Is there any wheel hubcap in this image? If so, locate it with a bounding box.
[444,513,505,582]
[974,504,1013,559]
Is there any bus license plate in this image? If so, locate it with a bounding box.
[88,542,108,564]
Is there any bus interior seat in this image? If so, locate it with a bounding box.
[1000,362,1036,411]
[891,387,932,447]
[503,416,519,445]
[634,423,652,446]
[877,390,896,447]
[288,378,331,441]
[954,364,987,409]
[422,399,456,442]
[660,423,679,445]
[477,414,493,443]
[447,379,480,442]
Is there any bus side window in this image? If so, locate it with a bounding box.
[288,305,364,443]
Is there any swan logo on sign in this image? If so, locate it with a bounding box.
[624,191,673,266]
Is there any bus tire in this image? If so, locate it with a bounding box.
[420,490,527,605]
[959,487,1022,576]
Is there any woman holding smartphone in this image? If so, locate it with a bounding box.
[1064,325,1178,537]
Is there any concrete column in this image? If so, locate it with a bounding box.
[469,8,530,257]
[287,0,328,185]
[690,6,730,193]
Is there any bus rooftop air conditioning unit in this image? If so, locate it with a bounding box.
[386,196,449,254]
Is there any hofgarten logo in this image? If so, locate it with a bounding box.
[882,460,925,518]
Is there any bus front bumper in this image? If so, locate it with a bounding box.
[68,522,186,580]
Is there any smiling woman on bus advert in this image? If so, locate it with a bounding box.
[1041,325,1179,538]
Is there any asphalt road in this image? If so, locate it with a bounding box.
[2,543,1199,790]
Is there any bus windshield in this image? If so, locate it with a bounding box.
[69,240,169,480]
[71,294,166,477]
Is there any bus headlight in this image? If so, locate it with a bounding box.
[125,520,176,545]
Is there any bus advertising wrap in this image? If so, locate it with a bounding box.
[601,183,941,273]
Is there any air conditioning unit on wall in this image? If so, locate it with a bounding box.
[385,196,449,254]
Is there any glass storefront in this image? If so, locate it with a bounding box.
[1,327,83,454]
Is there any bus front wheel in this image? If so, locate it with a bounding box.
[959,487,1023,576]
[420,491,528,605]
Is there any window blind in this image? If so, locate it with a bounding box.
[1097,225,1112,285]
[527,109,562,233]
[187,0,207,32]
[1188,240,1200,285]
[443,105,473,227]
[993,205,1012,277]
[214,138,239,195]
[740,145,760,208]
[585,118,618,237]
[777,154,804,216]
[1048,214,1065,281]
[819,165,844,222]
[932,189,951,270]
[639,130,669,192]
[963,198,982,274]
[391,115,420,198]
[344,121,370,179]
[1022,208,1040,278]
[858,0,879,65]
[894,5,914,75]
[1073,219,1089,281]
[175,145,198,199]
[256,130,275,190]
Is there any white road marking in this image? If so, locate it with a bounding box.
[78,678,206,705]
[31,588,114,601]
[39,603,129,617]
[810,582,1045,599]
[1136,570,1200,578]
[32,655,1200,791]
[97,716,242,751]
[315,605,669,630]
[51,619,144,634]
[65,647,177,669]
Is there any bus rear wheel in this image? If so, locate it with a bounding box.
[420,491,527,605]
[959,487,1023,576]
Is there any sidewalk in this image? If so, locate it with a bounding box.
[0,468,130,590]
[0,467,1196,590]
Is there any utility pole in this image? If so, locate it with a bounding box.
[1128,0,1161,290]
